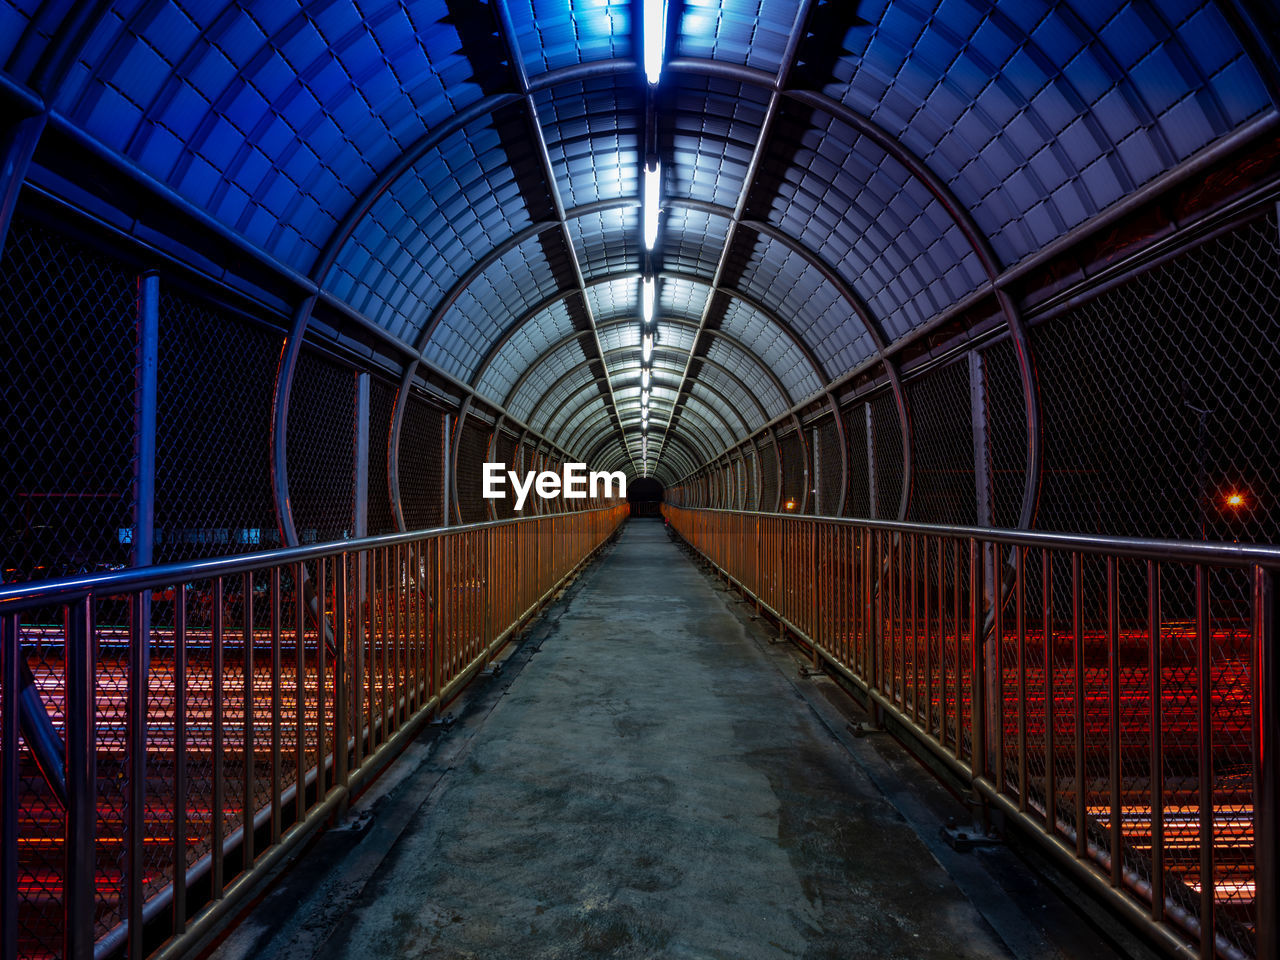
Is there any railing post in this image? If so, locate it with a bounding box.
[128,270,159,957]
[969,538,985,786]
[336,554,349,790]
[863,404,877,519]
[442,413,453,527]
[1,614,19,960]
[1254,565,1278,960]
[64,597,95,960]
[969,349,1000,778]
[355,373,370,540]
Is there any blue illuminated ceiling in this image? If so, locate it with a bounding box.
[2,0,1274,481]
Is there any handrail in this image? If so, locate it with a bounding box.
[2,504,628,960]
[665,504,1277,960]
[676,505,1280,568]
[0,507,621,611]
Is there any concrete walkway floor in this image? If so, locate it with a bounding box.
[211,520,1138,960]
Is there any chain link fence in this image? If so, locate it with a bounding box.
[756,437,778,513]
[2,209,594,959]
[869,391,904,521]
[907,359,976,526]
[398,396,446,531]
[455,415,493,524]
[980,338,1028,530]
[1,216,135,584]
[286,352,356,544]
[156,291,282,561]
[812,412,842,516]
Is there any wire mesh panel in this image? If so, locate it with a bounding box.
[779,430,804,511]
[455,417,492,524]
[492,430,519,519]
[742,448,757,511]
[1032,211,1280,546]
[870,392,903,521]
[814,414,843,516]
[757,438,779,513]
[842,402,871,519]
[981,338,1028,530]
[367,380,397,536]
[286,352,355,543]
[399,397,444,531]
[155,292,281,562]
[907,361,976,526]
[1,216,135,584]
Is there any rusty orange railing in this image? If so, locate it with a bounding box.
[665,504,1279,960]
[0,504,626,960]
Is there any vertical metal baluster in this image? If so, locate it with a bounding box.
[994,546,1005,792]
[1017,546,1027,814]
[364,549,374,754]
[335,555,348,790]
[898,534,906,706]
[923,538,932,739]
[211,577,225,897]
[294,562,305,822]
[242,571,254,866]
[65,597,96,960]
[970,539,984,777]
[434,538,443,705]
[270,569,281,848]
[939,539,947,747]
[380,546,389,742]
[1044,551,1056,835]
[127,588,147,960]
[2,615,20,960]
[315,560,326,790]
[875,530,884,693]
[954,538,962,759]
[1108,557,1121,886]
[1148,561,1163,922]
[911,534,919,724]
[394,543,402,730]
[411,541,420,712]
[1072,552,1086,858]
[353,552,363,773]
[1252,564,1276,960]
[174,586,188,931]
[1196,565,1214,960]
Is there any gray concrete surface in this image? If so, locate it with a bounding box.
[210,520,1136,960]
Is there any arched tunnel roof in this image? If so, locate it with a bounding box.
[5,0,1274,484]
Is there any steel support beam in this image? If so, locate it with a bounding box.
[0,112,44,262]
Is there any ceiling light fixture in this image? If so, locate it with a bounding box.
[643,162,660,250]
[641,368,651,389]
[643,0,667,85]
[642,332,653,363]
[642,275,655,324]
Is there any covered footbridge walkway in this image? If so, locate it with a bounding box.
[1,1,1279,958]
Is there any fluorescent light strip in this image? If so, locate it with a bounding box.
[643,162,660,250]
[643,0,667,85]
[642,332,653,363]
[642,275,655,324]
[641,368,651,389]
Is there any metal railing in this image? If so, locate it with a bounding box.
[664,505,1278,960]
[0,505,627,960]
